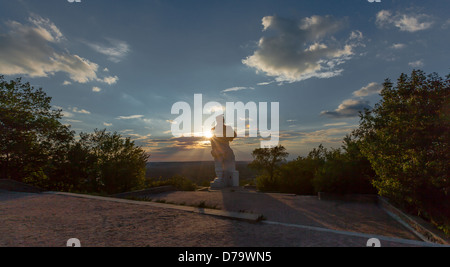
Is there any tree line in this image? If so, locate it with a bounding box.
[0,76,149,194]
[249,70,449,234]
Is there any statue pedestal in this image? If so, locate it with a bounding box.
[210,171,239,189]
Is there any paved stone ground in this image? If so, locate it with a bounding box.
[138,188,419,240]
[0,190,429,247]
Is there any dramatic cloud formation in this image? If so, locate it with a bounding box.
[320,99,371,118]
[85,38,130,63]
[242,15,362,83]
[0,15,117,84]
[376,10,434,32]
[352,82,383,97]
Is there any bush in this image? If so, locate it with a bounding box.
[255,174,279,192]
[277,158,316,195]
[312,139,376,195]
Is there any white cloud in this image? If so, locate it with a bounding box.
[85,38,130,63]
[92,86,102,92]
[221,86,254,93]
[61,111,74,118]
[242,15,361,83]
[376,10,433,32]
[103,122,113,127]
[257,81,275,86]
[65,119,82,123]
[321,99,371,118]
[409,60,424,68]
[116,115,144,120]
[71,107,91,114]
[353,82,383,97]
[62,80,72,86]
[0,15,116,84]
[100,75,118,85]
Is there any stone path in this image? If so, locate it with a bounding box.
[0,190,441,247]
[137,189,419,240]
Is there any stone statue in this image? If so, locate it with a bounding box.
[210,115,239,189]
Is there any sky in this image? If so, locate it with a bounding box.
[1,0,449,161]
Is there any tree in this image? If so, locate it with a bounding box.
[249,145,288,191]
[312,137,376,194]
[277,156,317,195]
[74,129,150,194]
[354,70,450,230]
[0,76,74,183]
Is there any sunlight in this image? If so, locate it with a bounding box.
[203,130,213,139]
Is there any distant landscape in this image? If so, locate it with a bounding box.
[146,161,257,187]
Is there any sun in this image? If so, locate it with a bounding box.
[204,130,213,139]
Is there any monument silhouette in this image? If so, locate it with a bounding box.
[210,115,239,189]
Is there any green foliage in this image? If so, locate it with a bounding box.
[276,157,318,195]
[0,76,149,195]
[354,70,450,228]
[72,129,150,194]
[0,76,74,182]
[312,136,376,194]
[252,141,375,195]
[249,145,288,184]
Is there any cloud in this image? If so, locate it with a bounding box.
[352,82,383,97]
[85,38,130,63]
[0,15,118,85]
[242,15,362,83]
[443,19,450,29]
[221,86,254,93]
[257,81,275,86]
[391,43,406,49]
[116,115,144,120]
[62,80,72,86]
[297,125,358,144]
[376,10,433,32]
[61,110,74,118]
[409,60,424,68]
[71,107,91,114]
[65,119,82,123]
[321,99,371,118]
[324,122,348,127]
[103,122,113,127]
[101,75,119,85]
[92,86,102,92]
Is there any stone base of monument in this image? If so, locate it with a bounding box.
[210,171,239,189]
